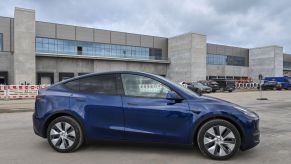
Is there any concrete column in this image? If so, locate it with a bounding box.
[13,8,36,84]
[249,46,283,81]
[167,33,207,82]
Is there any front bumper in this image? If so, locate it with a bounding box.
[240,118,260,151]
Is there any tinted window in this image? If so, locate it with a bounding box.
[63,79,79,92]
[207,54,246,66]
[121,74,170,98]
[79,74,118,95]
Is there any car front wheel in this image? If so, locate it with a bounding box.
[197,119,241,160]
[47,116,84,153]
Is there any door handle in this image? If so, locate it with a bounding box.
[189,109,201,114]
[127,102,139,106]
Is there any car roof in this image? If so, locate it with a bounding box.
[47,70,198,100]
[53,71,161,85]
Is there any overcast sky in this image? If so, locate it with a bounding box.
[0,0,290,53]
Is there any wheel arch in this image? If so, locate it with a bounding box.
[42,111,86,141]
[191,115,245,146]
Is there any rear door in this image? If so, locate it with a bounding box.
[67,74,124,141]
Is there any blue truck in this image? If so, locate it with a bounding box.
[264,76,291,90]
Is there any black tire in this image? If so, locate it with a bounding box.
[197,119,241,160]
[47,116,84,153]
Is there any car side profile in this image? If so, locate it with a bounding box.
[33,71,260,160]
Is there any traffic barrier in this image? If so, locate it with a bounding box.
[0,85,49,100]
[235,82,258,89]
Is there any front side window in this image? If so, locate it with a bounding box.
[79,74,118,95]
[0,33,3,51]
[121,74,170,99]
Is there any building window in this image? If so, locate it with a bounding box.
[284,61,291,69]
[207,54,246,66]
[59,72,74,82]
[37,72,54,85]
[0,33,3,51]
[35,37,163,60]
[0,71,8,85]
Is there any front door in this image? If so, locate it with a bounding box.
[121,74,192,144]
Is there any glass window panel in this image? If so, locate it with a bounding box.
[57,44,64,53]
[35,37,163,60]
[36,37,42,43]
[48,44,56,52]
[48,39,55,44]
[42,38,49,44]
[79,74,118,95]
[121,74,171,99]
[57,40,64,45]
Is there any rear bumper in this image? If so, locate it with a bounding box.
[33,113,46,138]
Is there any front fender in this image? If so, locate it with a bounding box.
[189,112,245,145]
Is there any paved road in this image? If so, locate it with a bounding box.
[0,91,290,164]
[0,99,34,113]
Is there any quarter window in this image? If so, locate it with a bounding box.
[63,79,79,92]
[121,74,170,99]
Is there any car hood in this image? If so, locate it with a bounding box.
[195,95,236,106]
[187,95,259,119]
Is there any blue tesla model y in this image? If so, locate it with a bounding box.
[33,71,260,160]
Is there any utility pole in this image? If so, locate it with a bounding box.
[257,74,268,100]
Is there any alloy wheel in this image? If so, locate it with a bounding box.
[49,122,76,150]
[203,125,236,157]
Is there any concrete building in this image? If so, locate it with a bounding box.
[0,7,291,85]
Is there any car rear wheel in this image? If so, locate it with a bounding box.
[197,119,241,160]
[47,116,84,153]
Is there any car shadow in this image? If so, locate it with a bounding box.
[77,141,204,157]
[36,140,258,161]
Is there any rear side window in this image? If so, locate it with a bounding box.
[79,74,118,95]
[63,79,79,92]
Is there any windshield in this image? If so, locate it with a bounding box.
[210,81,218,85]
[194,83,205,87]
[157,76,199,97]
[266,81,276,84]
[287,78,291,83]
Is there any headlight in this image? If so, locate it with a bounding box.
[234,106,258,118]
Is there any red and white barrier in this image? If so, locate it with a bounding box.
[0,85,49,100]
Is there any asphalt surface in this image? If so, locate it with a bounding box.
[0,91,290,164]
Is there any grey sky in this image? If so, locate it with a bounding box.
[1,0,290,53]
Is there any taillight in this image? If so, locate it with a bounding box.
[35,95,43,102]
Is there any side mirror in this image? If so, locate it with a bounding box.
[166,91,182,101]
